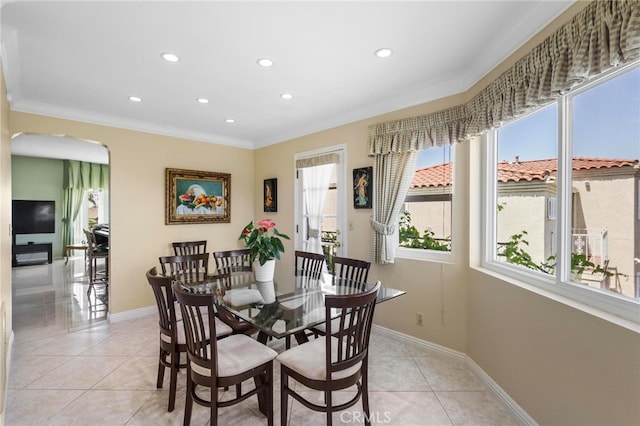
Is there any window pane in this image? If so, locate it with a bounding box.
[401,145,452,251]
[495,104,558,274]
[569,67,640,300]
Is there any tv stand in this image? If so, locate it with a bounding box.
[12,243,53,267]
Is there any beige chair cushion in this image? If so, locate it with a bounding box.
[213,317,233,337]
[312,313,351,334]
[276,336,361,381]
[223,289,264,306]
[162,316,232,345]
[191,334,277,378]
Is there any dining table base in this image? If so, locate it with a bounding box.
[256,330,309,348]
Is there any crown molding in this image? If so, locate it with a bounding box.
[253,77,466,148]
[10,98,256,150]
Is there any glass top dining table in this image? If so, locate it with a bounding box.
[178,263,406,345]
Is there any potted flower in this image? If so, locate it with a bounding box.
[239,219,290,281]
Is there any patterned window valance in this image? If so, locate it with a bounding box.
[368,0,640,155]
[295,152,340,169]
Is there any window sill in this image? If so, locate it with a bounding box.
[473,263,640,333]
[396,247,454,264]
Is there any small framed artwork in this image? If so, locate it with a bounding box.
[353,167,372,209]
[264,178,277,212]
[165,168,231,224]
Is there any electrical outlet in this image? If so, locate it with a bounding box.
[416,312,424,326]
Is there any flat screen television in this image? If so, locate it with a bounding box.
[12,200,56,234]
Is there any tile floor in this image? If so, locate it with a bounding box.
[7,257,523,425]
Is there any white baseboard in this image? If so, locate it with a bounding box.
[372,325,537,426]
[108,305,156,323]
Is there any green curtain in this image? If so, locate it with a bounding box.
[61,160,109,247]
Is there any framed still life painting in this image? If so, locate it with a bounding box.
[165,168,231,224]
[353,167,372,209]
[264,178,277,212]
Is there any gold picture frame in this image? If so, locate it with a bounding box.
[165,168,231,224]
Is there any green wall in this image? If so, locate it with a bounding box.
[11,155,64,257]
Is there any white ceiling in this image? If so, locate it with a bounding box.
[2,1,574,160]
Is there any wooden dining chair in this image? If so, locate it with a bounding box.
[160,253,255,334]
[83,228,109,300]
[333,256,371,284]
[172,240,208,256]
[212,248,251,274]
[145,267,233,412]
[158,253,209,284]
[173,282,277,426]
[212,249,257,336]
[277,282,381,426]
[294,250,326,279]
[311,257,371,336]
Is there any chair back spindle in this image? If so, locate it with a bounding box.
[159,253,209,284]
[213,249,251,274]
[333,256,371,285]
[295,250,326,279]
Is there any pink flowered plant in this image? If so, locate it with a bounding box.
[239,219,290,265]
[256,218,276,230]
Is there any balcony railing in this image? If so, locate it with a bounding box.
[572,228,608,268]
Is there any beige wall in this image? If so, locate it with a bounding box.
[255,3,639,425]
[1,1,638,424]
[9,111,255,314]
[254,94,470,352]
[464,3,640,423]
[468,269,640,425]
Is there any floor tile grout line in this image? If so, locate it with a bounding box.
[432,389,457,426]
[407,343,458,426]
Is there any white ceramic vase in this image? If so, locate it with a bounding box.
[256,280,276,304]
[253,259,276,282]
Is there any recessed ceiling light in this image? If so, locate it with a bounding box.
[161,52,180,62]
[197,98,209,104]
[280,93,293,100]
[128,96,142,102]
[374,48,393,58]
[225,118,235,124]
[257,58,274,67]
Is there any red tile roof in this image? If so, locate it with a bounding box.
[411,157,638,188]
[411,162,453,188]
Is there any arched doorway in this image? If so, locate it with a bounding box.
[11,133,110,330]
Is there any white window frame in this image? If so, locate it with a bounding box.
[293,144,348,256]
[481,64,640,328]
[396,145,455,263]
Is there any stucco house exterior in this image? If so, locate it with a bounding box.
[405,157,639,298]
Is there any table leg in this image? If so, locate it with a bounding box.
[257,331,269,345]
[294,331,309,345]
